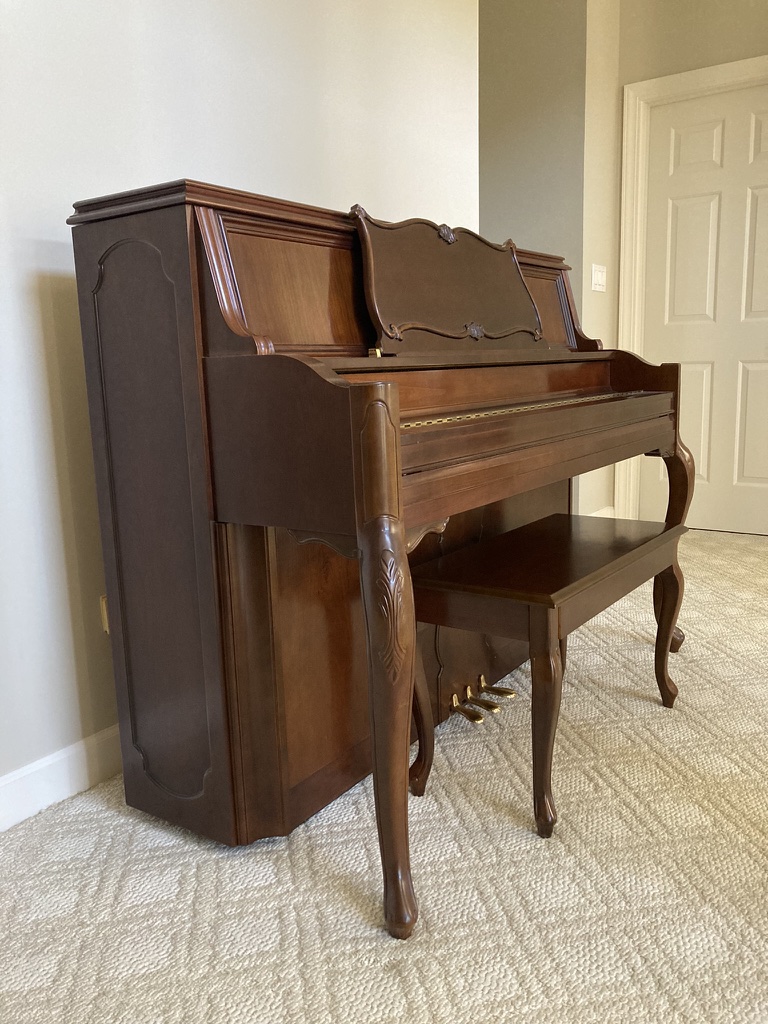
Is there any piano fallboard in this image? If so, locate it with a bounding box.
[400,408,673,526]
[398,391,672,473]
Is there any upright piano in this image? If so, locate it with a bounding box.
[68,181,692,938]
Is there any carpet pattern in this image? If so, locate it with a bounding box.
[2,529,767,1023]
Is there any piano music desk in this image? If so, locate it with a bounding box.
[412,514,687,838]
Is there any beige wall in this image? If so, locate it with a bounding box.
[479,0,588,298]
[0,0,479,782]
[480,0,768,515]
[620,0,768,85]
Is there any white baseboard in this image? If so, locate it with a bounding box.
[590,505,616,518]
[0,724,122,832]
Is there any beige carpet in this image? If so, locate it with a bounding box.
[2,530,767,1024]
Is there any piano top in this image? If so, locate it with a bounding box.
[68,179,593,362]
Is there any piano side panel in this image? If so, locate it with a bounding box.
[71,206,238,844]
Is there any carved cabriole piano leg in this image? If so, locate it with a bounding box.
[351,384,417,939]
[654,439,695,653]
[357,517,417,938]
[529,606,562,839]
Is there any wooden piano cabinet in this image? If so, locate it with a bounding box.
[69,180,687,938]
[68,183,570,850]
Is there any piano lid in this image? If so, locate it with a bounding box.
[351,206,545,357]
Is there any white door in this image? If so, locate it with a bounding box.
[638,83,768,534]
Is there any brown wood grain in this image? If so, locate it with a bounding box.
[70,178,688,939]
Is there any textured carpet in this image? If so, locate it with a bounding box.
[2,530,767,1024]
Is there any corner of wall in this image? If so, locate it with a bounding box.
[0,726,122,832]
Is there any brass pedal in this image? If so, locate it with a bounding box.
[450,693,484,724]
[463,685,501,713]
[478,673,517,699]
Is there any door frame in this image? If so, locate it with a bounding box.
[616,54,768,518]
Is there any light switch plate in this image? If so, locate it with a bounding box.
[591,264,607,292]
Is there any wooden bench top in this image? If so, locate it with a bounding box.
[411,514,687,607]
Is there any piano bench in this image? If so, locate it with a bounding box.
[411,513,687,838]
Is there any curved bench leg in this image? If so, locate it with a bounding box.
[657,439,694,653]
[408,645,434,797]
[530,607,563,838]
[654,577,684,652]
[654,558,683,708]
[559,635,568,677]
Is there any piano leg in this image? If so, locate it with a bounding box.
[357,515,418,940]
[529,607,563,839]
[655,439,695,652]
[653,558,683,708]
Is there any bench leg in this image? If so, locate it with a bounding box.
[654,558,683,708]
[408,644,434,797]
[530,607,563,838]
[658,438,695,652]
[654,577,684,653]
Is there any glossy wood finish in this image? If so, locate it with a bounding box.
[353,207,542,354]
[347,381,419,938]
[412,515,688,836]
[656,438,696,652]
[70,204,237,844]
[342,360,613,415]
[69,180,689,939]
[530,607,562,838]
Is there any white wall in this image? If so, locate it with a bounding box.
[0,0,479,824]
